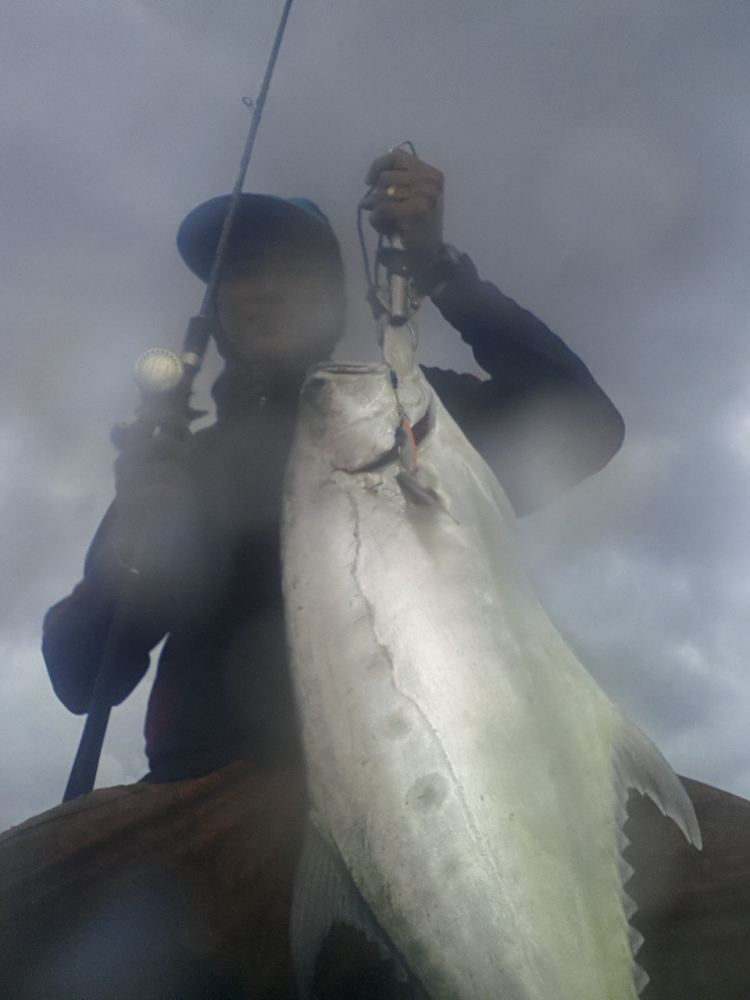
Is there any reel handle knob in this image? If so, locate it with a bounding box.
[133,348,185,397]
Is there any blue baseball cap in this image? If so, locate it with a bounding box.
[177,193,342,282]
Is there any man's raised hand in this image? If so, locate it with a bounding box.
[361,149,445,269]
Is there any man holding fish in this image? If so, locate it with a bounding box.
[41,149,629,997]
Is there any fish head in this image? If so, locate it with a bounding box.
[296,362,432,471]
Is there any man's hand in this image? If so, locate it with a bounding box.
[103,413,195,585]
[361,149,444,269]
[112,413,192,517]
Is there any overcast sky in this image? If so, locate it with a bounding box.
[2,0,749,830]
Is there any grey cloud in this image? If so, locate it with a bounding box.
[2,0,750,830]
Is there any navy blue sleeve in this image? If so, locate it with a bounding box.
[41,504,165,714]
[42,425,234,715]
[421,251,624,515]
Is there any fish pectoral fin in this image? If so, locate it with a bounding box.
[291,822,419,999]
[396,469,457,522]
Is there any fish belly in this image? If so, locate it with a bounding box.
[282,402,638,1000]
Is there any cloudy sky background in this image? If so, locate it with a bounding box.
[2,0,749,830]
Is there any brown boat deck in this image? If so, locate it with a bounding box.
[0,765,748,999]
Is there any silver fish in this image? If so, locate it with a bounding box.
[281,360,701,1000]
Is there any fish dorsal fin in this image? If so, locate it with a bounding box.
[612,717,703,996]
[291,822,421,999]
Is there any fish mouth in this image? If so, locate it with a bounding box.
[307,362,390,377]
[300,362,433,472]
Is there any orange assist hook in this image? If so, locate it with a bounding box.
[398,416,418,472]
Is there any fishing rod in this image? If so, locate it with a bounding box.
[134,0,295,404]
[62,0,295,803]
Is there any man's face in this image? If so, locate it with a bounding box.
[215,247,345,368]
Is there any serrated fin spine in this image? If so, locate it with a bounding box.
[634,961,650,995]
[628,924,645,957]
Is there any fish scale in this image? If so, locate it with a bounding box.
[282,361,701,1000]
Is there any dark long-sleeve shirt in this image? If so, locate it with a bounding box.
[42,252,624,781]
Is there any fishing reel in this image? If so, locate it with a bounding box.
[113,315,212,447]
[133,347,185,397]
[133,314,212,396]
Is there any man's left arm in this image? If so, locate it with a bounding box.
[364,150,625,515]
[420,249,625,514]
